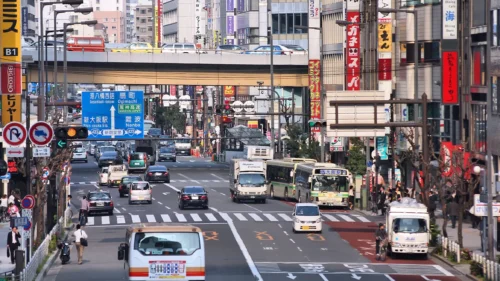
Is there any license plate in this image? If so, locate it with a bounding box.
[155,173,162,176]
[302,226,310,230]
[97,202,104,206]
[138,196,143,200]
[134,163,140,166]
[250,196,255,198]
[192,196,198,200]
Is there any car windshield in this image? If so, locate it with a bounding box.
[122,177,141,183]
[132,182,150,190]
[144,122,155,132]
[96,141,107,147]
[184,188,204,194]
[74,148,85,153]
[295,206,320,216]
[102,151,117,157]
[149,166,167,172]
[134,232,201,256]
[175,139,190,143]
[102,168,109,173]
[285,45,305,51]
[130,153,145,160]
[312,175,348,192]
[393,218,428,233]
[160,147,175,153]
[88,193,110,201]
[238,174,266,187]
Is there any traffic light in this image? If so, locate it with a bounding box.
[55,127,89,140]
[75,103,81,113]
[308,119,327,128]
[203,37,207,45]
[223,100,233,115]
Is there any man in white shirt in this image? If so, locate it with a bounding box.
[7,192,15,205]
[73,224,88,264]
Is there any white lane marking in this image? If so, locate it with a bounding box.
[202,180,209,182]
[90,182,97,184]
[322,214,339,222]
[353,215,370,222]
[93,184,100,190]
[164,183,180,192]
[212,180,220,182]
[86,223,228,228]
[210,173,226,181]
[121,207,127,211]
[278,213,293,221]
[158,201,163,205]
[289,239,296,244]
[219,192,226,196]
[211,189,217,192]
[190,214,202,222]
[220,212,262,281]
[319,274,328,281]
[278,224,282,228]
[433,265,454,276]
[165,206,171,210]
[338,214,354,222]
[179,173,200,183]
[283,231,289,236]
[263,214,278,221]
[146,214,156,222]
[179,180,187,182]
[209,206,218,212]
[384,274,395,281]
[161,214,171,222]
[152,197,156,200]
[93,162,98,165]
[297,247,302,252]
[422,276,430,281]
[116,215,126,224]
[173,165,178,167]
[249,213,263,221]
[234,213,248,221]
[114,208,121,213]
[205,213,217,221]
[244,204,262,212]
[87,217,95,225]
[130,214,141,223]
[175,213,187,222]
[101,216,110,225]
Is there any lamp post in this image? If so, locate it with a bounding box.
[38,0,84,121]
[54,7,93,105]
[63,20,98,123]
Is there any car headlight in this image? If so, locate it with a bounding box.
[418,243,428,248]
[392,243,401,247]
[315,218,322,223]
[294,218,301,223]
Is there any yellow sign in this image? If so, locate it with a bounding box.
[22,75,26,91]
[377,23,392,53]
[1,94,21,125]
[0,0,22,63]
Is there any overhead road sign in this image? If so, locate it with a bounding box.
[29,121,54,146]
[3,122,27,146]
[6,147,24,157]
[82,91,145,140]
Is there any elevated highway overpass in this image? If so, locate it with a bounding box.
[24,50,308,86]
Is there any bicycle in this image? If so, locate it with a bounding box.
[0,208,10,223]
[377,238,388,261]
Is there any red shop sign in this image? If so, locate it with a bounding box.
[346,11,360,91]
[442,51,459,105]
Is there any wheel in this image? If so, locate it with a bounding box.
[203,205,208,209]
[173,158,177,162]
[148,200,152,204]
[85,160,88,163]
[179,202,184,209]
[318,229,322,234]
[292,228,296,233]
[128,199,132,205]
[166,178,170,183]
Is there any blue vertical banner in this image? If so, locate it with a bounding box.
[226,0,234,11]
[227,16,234,35]
[21,7,28,36]
[376,136,389,160]
[187,86,194,98]
[237,0,244,11]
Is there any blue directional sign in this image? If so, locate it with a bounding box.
[82,91,145,140]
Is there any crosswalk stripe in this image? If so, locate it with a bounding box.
[87,217,95,225]
[338,214,355,222]
[263,214,278,221]
[161,214,171,222]
[101,216,110,224]
[322,214,339,222]
[131,214,141,223]
[190,214,202,222]
[202,180,209,182]
[146,215,157,222]
[249,213,263,221]
[117,215,126,224]
[234,213,247,221]
[353,215,370,222]
[175,213,187,222]
[205,213,217,221]
[278,213,293,221]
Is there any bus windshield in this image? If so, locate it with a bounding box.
[312,175,348,192]
[238,174,266,187]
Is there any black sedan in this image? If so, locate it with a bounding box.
[87,191,114,215]
[118,175,142,198]
[177,186,208,210]
[145,165,170,183]
[98,151,123,168]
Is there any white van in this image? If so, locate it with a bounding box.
[118,223,206,281]
[292,203,322,233]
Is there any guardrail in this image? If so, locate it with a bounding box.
[437,235,461,263]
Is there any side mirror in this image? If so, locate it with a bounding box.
[118,243,127,260]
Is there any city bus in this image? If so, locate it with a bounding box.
[266,158,317,201]
[294,163,352,207]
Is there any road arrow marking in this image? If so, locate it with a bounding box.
[110,105,116,139]
[162,192,170,195]
[286,273,296,280]
[351,274,362,280]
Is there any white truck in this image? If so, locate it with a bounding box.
[107,165,129,187]
[386,198,430,258]
[229,159,267,203]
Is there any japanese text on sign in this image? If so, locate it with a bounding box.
[308,59,321,133]
[442,51,459,104]
[2,94,21,124]
[442,0,458,39]
[308,0,319,18]
[346,11,360,91]
[1,0,21,63]
[377,24,392,52]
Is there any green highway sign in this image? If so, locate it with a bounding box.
[57,140,67,149]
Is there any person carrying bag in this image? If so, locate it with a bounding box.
[73,224,88,264]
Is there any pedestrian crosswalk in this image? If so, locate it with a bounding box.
[84,212,372,226]
[74,179,228,185]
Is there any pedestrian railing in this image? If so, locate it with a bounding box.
[471,252,500,281]
[437,235,461,263]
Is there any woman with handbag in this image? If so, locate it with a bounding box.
[73,224,88,264]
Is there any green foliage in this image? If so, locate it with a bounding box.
[448,251,457,263]
[461,249,472,261]
[284,124,320,160]
[155,104,187,134]
[345,138,366,176]
[36,255,50,274]
[49,235,57,253]
[470,261,484,277]
[429,222,440,247]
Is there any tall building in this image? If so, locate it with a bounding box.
[134,4,154,43]
[92,11,125,43]
[162,0,205,44]
[22,0,37,37]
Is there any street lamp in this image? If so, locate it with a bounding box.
[38,0,84,121]
[63,20,98,123]
[54,7,93,103]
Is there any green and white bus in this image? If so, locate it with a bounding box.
[266,158,317,201]
[294,163,352,207]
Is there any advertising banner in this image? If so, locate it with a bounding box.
[227,16,234,35]
[157,0,162,46]
[346,0,360,10]
[237,0,244,11]
[376,136,389,160]
[195,0,202,40]
[224,86,235,101]
[346,11,360,91]
[442,0,458,40]
[377,23,392,53]
[308,0,319,19]
[227,0,234,11]
[442,51,459,104]
[308,60,321,133]
[21,7,27,35]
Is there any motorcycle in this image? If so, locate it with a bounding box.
[57,242,71,264]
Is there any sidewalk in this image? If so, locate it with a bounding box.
[0,224,15,274]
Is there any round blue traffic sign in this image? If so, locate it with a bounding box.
[21,195,35,209]
[24,220,31,231]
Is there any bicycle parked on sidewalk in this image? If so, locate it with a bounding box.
[0,207,10,223]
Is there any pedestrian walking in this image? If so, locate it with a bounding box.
[73,224,88,264]
[377,186,387,216]
[7,192,15,205]
[348,186,355,210]
[428,190,438,221]
[80,196,89,225]
[449,196,459,229]
[7,226,21,264]
[8,203,19,229]
[0,195,8,217]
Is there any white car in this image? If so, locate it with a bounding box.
[292,203,322,233]
[162,43,198,54]
[98,167,110,186]
[129,181,152,204]
[71,147,88,163]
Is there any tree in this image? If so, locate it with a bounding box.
[284,124,320,160]
[155,104,187,135]
[346,137,366,176]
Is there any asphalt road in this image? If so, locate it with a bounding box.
[43,155,465,281]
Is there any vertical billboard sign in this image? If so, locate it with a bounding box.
[442,0,459,105]
[309,60,321,133]
[224,86,235,101]
[378,0,393,134]
[345,12,361,91]
[442,0,458,40]
[21,6,27,35]
[195,0,202,44]
[157,0,162,47]
[1,0,22,125]
[442,51,459,104]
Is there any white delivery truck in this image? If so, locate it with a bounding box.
[229,159,267,203]
[386,198,430,258]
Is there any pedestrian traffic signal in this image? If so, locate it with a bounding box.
[55,127,88,140]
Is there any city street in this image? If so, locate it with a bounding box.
[42,156,466,281]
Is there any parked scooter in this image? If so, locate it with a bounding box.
[57,242,71,264]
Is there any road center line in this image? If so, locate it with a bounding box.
[289,239,295,244]
[297,247,302,252]
[244,204,262,212]
[220,213,262,281]
[165,206,171,210]
[178,173,199,183]
[210,173,226,181]
[164,183,180,192]
[157,201,163,205]
[209,206,219,212]
[384,274,395,281]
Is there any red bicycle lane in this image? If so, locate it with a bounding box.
[387,275,461,281]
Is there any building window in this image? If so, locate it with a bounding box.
[141,9,146,14]
[493,76,499,115]
[148,26,152,31]
[472,0,486,27]
[400,41,440,63]
[141,19,146,23]
[471,46,486,86]
[271,13,308,35]
[112,26,117,29]
[493,10,499,46]
[96,7,100,11]
[471,104,487,153]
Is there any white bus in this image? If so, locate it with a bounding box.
[266,158,317,201]
[294,163,351,207]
